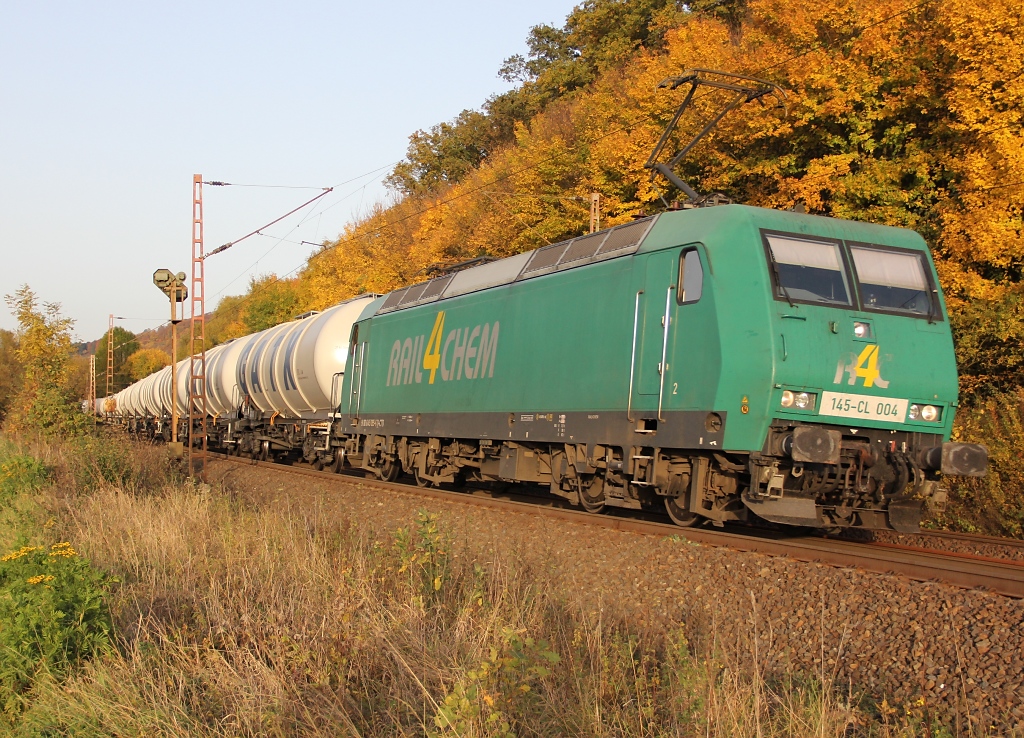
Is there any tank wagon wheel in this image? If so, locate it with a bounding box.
[311,457,324,471]
[578,476,607,514]
[414,466,431,487]
[332,453,346,474]
[665,495,702,527]
[378,457,401,483]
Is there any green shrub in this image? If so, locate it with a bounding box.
[62,434,163,493]
[0,452,49,503]
[939,390,1024,537]
[0,541,113,715]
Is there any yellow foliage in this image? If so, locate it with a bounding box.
[221,0,1021,346]
[125,348,170,381]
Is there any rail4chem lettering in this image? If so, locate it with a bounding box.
[387,311,500,387]
[834,344,889,389]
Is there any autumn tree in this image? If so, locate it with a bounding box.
[0,329,23,423]
[125,348,170,381]
[4,285,86,436]
[211,0,1022,401]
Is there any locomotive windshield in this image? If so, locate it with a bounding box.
[849,245,933,316]
[765,235,851,306]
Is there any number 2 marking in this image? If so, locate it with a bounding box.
[672,382,678,395]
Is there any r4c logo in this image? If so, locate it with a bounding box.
[423,311,446,384]
[834,344,889,388]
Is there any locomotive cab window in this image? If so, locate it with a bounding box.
[677,248,704,304]
[764,234,851,306]
[849,244,935,317]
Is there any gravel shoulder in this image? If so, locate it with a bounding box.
[206,459,1024,732]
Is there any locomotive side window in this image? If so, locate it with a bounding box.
[677,248,703,304]
[764,234,851,306]
[849,244,933,316]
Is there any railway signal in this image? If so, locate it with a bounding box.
[153,268,187,459]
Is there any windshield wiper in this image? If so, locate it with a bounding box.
[767,248,796,307]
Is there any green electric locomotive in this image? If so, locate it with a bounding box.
[335,204,986,532]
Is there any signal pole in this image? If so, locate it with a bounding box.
[88,354,96,414]
[589,192,601,233]
[105,314,114,398]
[188,174,208,479]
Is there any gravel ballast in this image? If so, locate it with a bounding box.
[206,459,1024,731]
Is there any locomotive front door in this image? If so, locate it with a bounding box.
[631,250,678,414]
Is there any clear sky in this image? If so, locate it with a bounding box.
[0,0,578,342]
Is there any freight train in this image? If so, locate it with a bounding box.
[99,205,987,532]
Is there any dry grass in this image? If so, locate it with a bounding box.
[3,436,962,736]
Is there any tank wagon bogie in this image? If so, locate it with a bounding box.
[106,205,986,533]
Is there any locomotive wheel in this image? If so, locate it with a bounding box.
[665,495,701,527]
[578,476,606,514]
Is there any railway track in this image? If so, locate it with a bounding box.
[208,453,1024,599]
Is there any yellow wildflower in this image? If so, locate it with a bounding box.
[48,542,77,558]
[26,574,55,585]
[1,545,43,562]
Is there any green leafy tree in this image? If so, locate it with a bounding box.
[240,275,301,333]
[4,286,87,437]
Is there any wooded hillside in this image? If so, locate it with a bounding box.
[203,0,1021,399]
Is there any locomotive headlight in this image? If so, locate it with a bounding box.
[794,392,815,410]
[780,390,795,408]
[909,404,941,422]
[853,321,872,338]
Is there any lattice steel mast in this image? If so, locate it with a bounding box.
[188,174,208,478]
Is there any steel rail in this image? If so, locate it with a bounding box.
[917,529,1024,550]
[208,453,1024,599]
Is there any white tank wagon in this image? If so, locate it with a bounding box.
[103,295,377,455]
[234,296,375,420]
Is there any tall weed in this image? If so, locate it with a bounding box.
[0,542,113,714]
[0,438,115,721]
[13,482,909,736]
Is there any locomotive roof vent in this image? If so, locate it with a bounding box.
[375,215,658,315]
